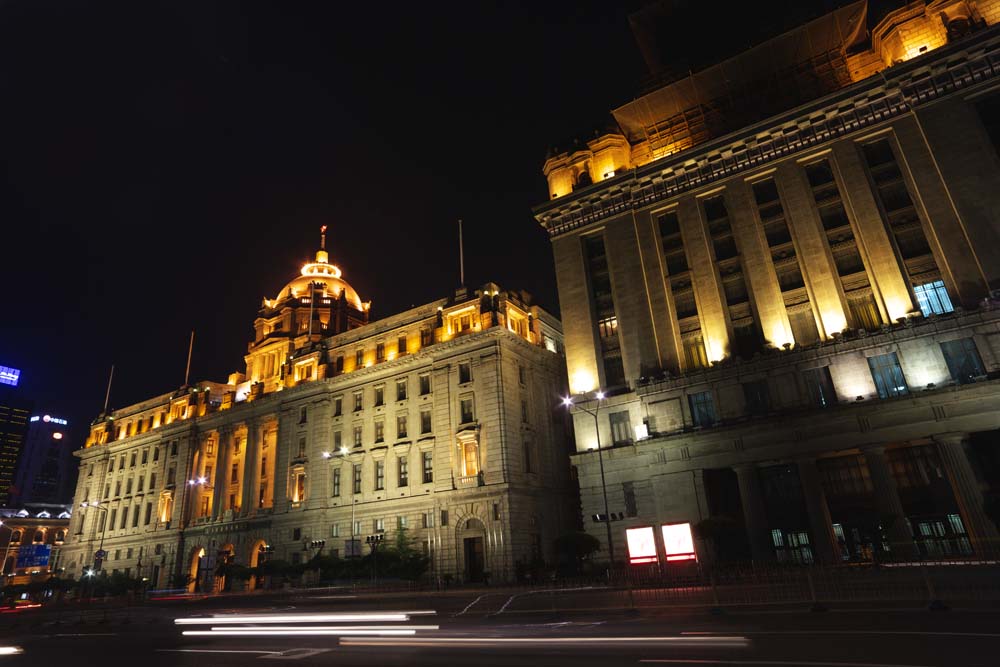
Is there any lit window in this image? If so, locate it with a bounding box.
[374,460,384,490]
[609,411,632,444]
[913,280,954,317]
[868,352,909,398]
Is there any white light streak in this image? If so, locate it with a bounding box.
[183,629,418,637]
[175,612,417,625]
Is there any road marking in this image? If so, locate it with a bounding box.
[158,649,281,655]
[640,661,933,667]
[261,648,332,660]
[454,593,494,616]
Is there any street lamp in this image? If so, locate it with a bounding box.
[323,446,357,558]
[80,501,110,572]
[562,390,616,566]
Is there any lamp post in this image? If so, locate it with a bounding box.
[323,447,357,557]
[562,391,616,566]
[80,501,110,573]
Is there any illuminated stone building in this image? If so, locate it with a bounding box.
[536,1,1000,565]
[60,236,572,587]
[1,504,72,581]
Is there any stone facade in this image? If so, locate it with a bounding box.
[60,245,572,588]
[536,3,1000,565]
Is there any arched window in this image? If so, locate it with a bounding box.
[10,531,21,544]
[33,530,44,543]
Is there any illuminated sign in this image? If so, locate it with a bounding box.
[661,523,697,562]
[625,526,658,565]
[30,415,68,425]
[0,366,20,387]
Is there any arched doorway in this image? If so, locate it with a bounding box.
[188,546,206,593]
[459,517,487,583]
[248,539,268,591]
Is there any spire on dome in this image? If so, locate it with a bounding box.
[320,225,327,250]
[316,225,330,264]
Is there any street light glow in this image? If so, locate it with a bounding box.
[561,396,573,407]
[595,390,605,400]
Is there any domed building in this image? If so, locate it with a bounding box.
[60,232,573,589]
[245,227,371,394]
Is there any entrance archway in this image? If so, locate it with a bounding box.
[187,546,206,593]
[248,539,268,591]
[459,517,487,583]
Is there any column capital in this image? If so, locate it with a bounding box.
[933,432,969,447]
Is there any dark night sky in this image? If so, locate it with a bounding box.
[0,1,848,444]
[0,0,648,442]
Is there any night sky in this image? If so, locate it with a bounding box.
[0,1,648,442]
[0,1,849,444]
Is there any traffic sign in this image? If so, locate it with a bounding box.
[95,549,108,559]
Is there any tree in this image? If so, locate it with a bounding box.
[554,532,601,574]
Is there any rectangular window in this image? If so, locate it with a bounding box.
[868,352,909,398]
[149,473,156,489]
[104,483,110,499]
[109,509,117,530]
[167,466,176,486]
[689,391,717,427]
[353,391,363,412]
[421,328,432,346]
[260,456,267,478]
[125,478,133,495]
[518,364,526,384]
[521,399,529,423]
[144,503,152,525]
[440,509,449,527]
[398,335,407,355]
[422,511,435,528]
[334,397,343,416]
[420,409,432,434]
[292,471,306,503]
[332,523,340,537]
[356,349,364,367]
[803,366,836,408]
[353,464,362,494]
[742,379,770,416]
[141,449,148,465]
[941,338,986,385]
[98,512,107,532]
[297,437,306,458]
[376,342,385,362]
[130,452,137,467]
[684,337,708,369]
[460,398,474,424]
[458,362,472,384]
[334,430,342,449]
[398,456,408,486]
[422,451,433,483]
[397,414,407,439]
[914,280,955,317]
[353,425,363,447]
[623,481,638,517]
[332,468,341,497]
[374,420,384,443]
[121,506,130,528]
[353,519,361,536]
[375,518,385,533]
[374,386,384,406]
[609,410,632,444]
[299,406,308,424]
[231,463,239,484]
[396,378,408,401]
[375,460,385,490]
[419,374,431,395]
[398,515,408,529]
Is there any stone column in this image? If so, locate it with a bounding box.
[796,457,839,564]
[212,429,232,519]
[862,446,916,560]
[241,421,261,516]
[934,433,1000,555]
[734,464,774,562]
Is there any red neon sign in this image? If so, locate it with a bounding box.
[661,522,696,562]
[625,526,658,565]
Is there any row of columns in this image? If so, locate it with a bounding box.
[734,433,999,564]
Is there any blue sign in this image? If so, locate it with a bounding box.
[18,544,51,568]
[0,365,20,387]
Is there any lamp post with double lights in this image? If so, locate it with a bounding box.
[562,390,616,566]
[80,501,110,574]
[323,446,359,558]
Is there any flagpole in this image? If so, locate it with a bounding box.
[184,331,194,387]
[458,218,465,287]
[102,365,115,415]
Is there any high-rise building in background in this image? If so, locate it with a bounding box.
[535,0,1000,566]
[11,414,77,506]
[0,365,32,507]
[60,236,574,588]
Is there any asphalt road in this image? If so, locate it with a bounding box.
[3,593,1000,666]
